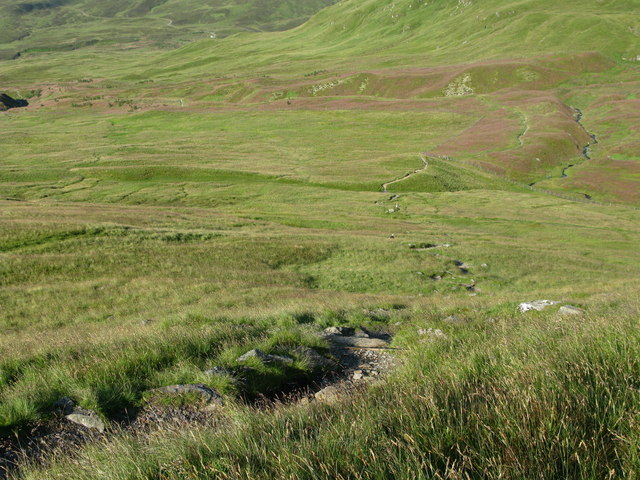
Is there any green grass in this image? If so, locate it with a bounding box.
[1,0,640,477]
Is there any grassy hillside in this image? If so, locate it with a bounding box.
[0,0,335,60]
[1,0,640,478]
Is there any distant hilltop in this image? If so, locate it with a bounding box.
[0,93,28,110]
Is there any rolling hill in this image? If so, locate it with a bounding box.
[1,0,640,478]
[0,0,335,59]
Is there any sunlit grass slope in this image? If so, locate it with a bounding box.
[0,0,335,60]
[144,0,640,77]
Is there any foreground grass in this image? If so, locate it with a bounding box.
[17,292,640,479]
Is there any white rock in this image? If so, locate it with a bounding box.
[418,328,446,339]
[518,300,559,312]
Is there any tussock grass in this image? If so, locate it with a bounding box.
[17,297,640,479]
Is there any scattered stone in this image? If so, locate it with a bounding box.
[314,385,341,402]
[65,409,106,433]
[418,328,446,338]
[140,319,153,325]
[518,300,559,312]
[293,346,337,371]
[431,274,442,281]
[53,397,75,415]
[481,263,488,268]
[454,260,470,274]
[323,326,355,336]
[353,330,370,338]
[326,335,389,348]
[236,349,294,365]
[389,233,395,239]
[352,370,364,380]
[203,366,231,377]
[151,384,224,406]
[464,281,478,292]
[558,305,584,316]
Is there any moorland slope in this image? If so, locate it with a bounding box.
[1,0,640,478]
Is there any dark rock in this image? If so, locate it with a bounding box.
[0,93,28,110]
[53,397,75,415]
[454,260,470,274]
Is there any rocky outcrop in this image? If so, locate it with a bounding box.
[0,93,28,111]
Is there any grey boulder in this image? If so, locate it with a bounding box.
[65,409,106,433]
